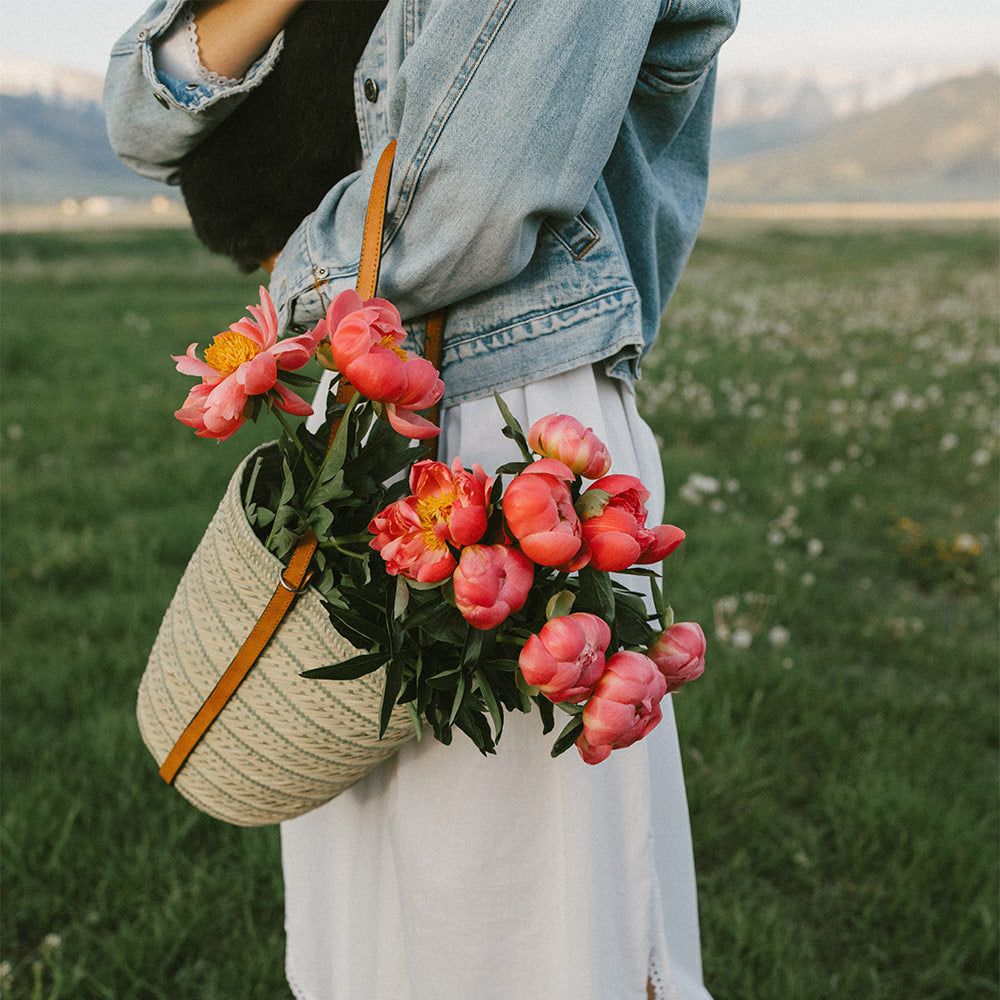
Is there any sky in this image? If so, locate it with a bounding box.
[0,0,997,78]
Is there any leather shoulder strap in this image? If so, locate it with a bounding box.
[162,142,408,786]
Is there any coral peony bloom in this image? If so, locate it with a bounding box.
[527,413,611,479]
[367,497,457,583]
[648,622,706,693]
[452,544,534,630]
[173,286,321,439]
[319,289,443,439]
[408,459,492,547]
[519,612,611,704]
[578,475,684,571]
[502,459,583,567]
[369,458,492,582]
[575,651,667,764]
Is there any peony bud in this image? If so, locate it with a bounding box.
[527,413,612,479]
[502,460,582,567]
[452,544,534,630]
[648,622,706,693]
[579,475,684,571]
[519,613,612,704]
[575,651,667,764]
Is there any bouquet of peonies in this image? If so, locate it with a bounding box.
[171,285,706,765]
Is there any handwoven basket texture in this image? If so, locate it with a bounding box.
[137,445,414,826]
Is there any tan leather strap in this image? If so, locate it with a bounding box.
[158,529,318,784]
[162,141,407,785]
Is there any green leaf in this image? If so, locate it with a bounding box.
[545,589,576,620]
[244,455,264,505]
[494,461,531,476]
[577,565,616,622]
[393,575,410,619]
[277,370,319,388]
[300,651,390,680]
[460,626,484,671]
[447,673,466,727]
[308,471,351,507]
[379,654,405,737]
[493,391,532,461]
[475,668,503,741]
[311,393,358,494]
[324,604,384,649]
[308,505,334,539]
[405,701,424,741]
[536,692,555,734]
[550,715,584,758]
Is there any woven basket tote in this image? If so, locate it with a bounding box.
[137,141,428,826]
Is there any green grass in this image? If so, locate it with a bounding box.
[2,225,997,999]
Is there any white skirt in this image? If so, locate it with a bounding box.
[284,364,711,1000]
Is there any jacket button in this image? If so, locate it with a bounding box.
[364,78,379,103]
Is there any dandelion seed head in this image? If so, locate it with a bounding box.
[768,625,791,647]
[807,538,824,558]
[731,628,753,648]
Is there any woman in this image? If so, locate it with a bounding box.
[105,2,739,997]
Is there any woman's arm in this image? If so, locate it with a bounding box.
[268,0,738,328]
[189,0,303,80]
[104,0,293,184]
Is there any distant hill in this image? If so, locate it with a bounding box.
[1,92,163,203]
[1,57,997,207]
[709,69,1000,203]
[0,57,165,204]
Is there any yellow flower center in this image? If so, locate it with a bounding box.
[415,492,455,549]
[380,332,408,361]
[204,330,261,375]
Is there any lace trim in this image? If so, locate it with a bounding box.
[648,948,680,1000]
[183,7,243,87]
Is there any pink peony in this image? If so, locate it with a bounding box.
[502,459,583,567]
[519,612,611,704]
[367,498,457,584]
[452,544,534,630]
[317,289,443,439]
[648,622,706,694]
[527,413,612,479]
[173,286,321,440]
[369,458,492,582]
[409,459,492,547]
[578,475,684,572]
[575,651,667,765]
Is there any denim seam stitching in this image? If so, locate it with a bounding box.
[381,0,517,252]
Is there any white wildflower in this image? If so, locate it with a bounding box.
[768,625,791,647]
[731,628,753,648]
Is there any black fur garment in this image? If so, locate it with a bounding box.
[178,1,388,272]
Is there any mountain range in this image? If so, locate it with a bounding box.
[0,56,997,206]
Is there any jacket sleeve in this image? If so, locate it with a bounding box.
[268,0,737,331]
[103,0,285,185]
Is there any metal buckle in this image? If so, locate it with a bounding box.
[279,569,315,595]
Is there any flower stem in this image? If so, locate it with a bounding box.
[270,399,317,477]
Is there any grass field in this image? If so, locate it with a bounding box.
[1,223,997,999]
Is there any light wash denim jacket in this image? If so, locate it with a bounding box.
[105,0,738,406]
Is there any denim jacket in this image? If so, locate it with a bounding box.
[105,0,738,406]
